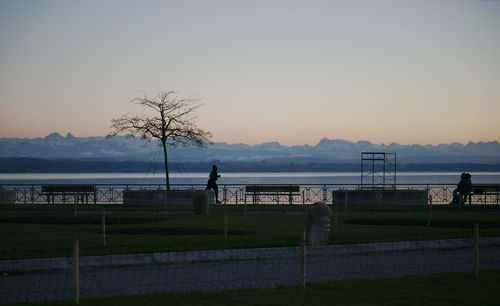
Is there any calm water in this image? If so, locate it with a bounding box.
[0,172,499,185]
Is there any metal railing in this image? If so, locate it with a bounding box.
[1,183,499,205]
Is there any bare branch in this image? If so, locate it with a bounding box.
[109,89,212,189]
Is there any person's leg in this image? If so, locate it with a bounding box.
[214,185,220,203]
[452,188,459,203]
[461,191,468,204]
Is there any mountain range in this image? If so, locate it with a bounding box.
[1,132,499,164]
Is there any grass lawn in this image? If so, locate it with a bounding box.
[1,204,499,259]
[6,270,500,306]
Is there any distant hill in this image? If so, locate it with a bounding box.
[0,132,499,164]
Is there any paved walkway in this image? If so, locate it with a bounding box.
[1,237,500,304]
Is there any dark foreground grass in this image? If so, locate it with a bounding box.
[7,270,500,306]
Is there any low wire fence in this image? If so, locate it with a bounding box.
[1,183,499,205]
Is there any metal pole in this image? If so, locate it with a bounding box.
[474,223,479,276]
[301,229,306,290]
[73,240,80,304]
[333,192,338,236]
[224,209,228,241]
[102,209,106,247]
[426,194,432,227]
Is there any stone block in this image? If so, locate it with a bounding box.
[333,189,428,206]
[306,202,331,246]
[123,190,215,206]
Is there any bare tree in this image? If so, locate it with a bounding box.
[109,90,212,190]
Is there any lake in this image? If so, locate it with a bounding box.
[1,172,499,185]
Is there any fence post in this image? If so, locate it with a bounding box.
[301,229,306,290]
[223,187,227,205]
[344,190,348,211]
[102,209,106,247]
[426,195,432,227]
[333,192,338,236]
[73,240,80,305]
[224,209,228,241]
[474,223,479,276]
[244,197,247,217]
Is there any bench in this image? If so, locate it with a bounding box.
[468,184,500,205]
[245,185,300,204]
[42,184,97,204]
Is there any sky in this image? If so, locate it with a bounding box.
[1,0,499,146]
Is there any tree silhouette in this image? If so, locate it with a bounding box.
[109,90,212,190]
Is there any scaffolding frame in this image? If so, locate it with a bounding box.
[361,152,397,189]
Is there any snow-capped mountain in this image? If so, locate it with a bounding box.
[0,133,499,163]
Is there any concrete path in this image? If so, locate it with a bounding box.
[1,237,500,304]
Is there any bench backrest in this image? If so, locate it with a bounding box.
[42,184,96,193]
[245,185,300,193]
[471,184,500,193]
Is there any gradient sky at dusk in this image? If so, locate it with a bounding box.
[1,0,499,146]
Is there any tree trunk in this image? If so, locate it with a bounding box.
[162,140,170,191]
